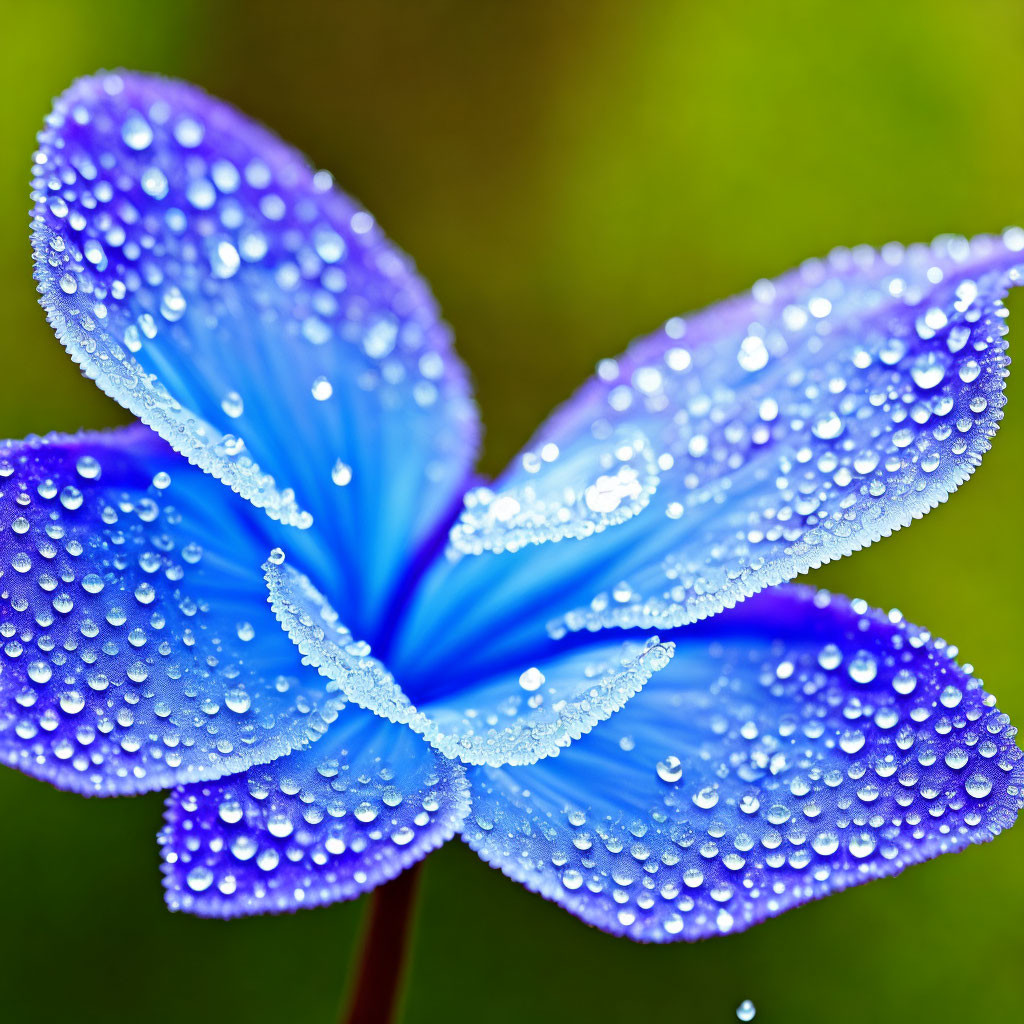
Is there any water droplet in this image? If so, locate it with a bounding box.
[27,661,52,684]
[737,335,769,372]
[519,667,545,692]
[966,774,992,798]
[75,455,101,480]
[812,412,844,440]
[141,167,169,199]
[817,644,842,671]
[331,459,352,487]
[121,113,153,150]
[839,730,865,754]
[218,799,243,824]
[945,748,969,770]
[160,286,187,322]
[354,802,378,823]
[221,391,244,418]
[848,652,877,684]
[82,573,104,594]
[59,690,85,714]
[910,352,946,389]
[892,669,917,695]
[210,240,240,278]
[60,486,83,510]
[174,116,204,147]
[186,866,214,892]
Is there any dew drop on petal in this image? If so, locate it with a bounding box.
[519,667,545,692]
[121,113,154,150]
[965,774,992,798]
[811,411,844,440]
[311,377,333,401]
[331,459,352,487]
[75,455,101,480]
[910,352,946,389]
[221,391,244,419]
[186,866,214,892]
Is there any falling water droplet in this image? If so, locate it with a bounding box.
[736,999,756,1022]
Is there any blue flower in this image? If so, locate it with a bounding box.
[5,70,1023,940]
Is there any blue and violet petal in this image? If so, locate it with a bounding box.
[265,551,673,766]
[32,71,480,636]
[462,586,1024,941]
[399,234,1022,678]
[0,427,335,794]
[161,707,469,916]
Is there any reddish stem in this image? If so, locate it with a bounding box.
[343,863,423,1024]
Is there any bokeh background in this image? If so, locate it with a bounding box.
[1,1,1023,1021]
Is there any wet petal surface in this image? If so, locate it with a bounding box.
[450,426,660,555]
[32,71,479,637]
[266,552,673,766]
[462,586,1024,941]
[398,234,1022,679]
[161,706,468,917]
[0,427,334,794]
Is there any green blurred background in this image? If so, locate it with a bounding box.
[1,1,1022,1020]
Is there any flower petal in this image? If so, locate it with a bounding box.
[160,706,469,917]
[265,552,674,766]
[461,586,1024,942]
[32,71,479,633]
[0,427,335,794]
[398,233,1021,672]
[264,552,418,726]
[419,634,673,766]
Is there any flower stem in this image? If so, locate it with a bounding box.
[342,863,423,1024]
